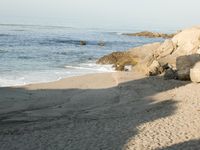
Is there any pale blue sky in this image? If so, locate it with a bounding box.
[0,0,200,30]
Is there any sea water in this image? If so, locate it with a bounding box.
[0,24,163,87]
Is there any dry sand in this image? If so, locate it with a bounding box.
[0,72,200,150]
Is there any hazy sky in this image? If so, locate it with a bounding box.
[0,0,200,30]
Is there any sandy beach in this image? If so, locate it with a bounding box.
[1,0,200,149]
[1,72,200,150]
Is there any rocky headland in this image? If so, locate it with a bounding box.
[123,31,178,38]
[98,26,200,82]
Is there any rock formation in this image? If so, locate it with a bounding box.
[97,26,200,82]
[96,52,138,71]
[123,31,177,38]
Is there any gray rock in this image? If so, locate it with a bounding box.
[176,54,200,80]
[164,68,178,80]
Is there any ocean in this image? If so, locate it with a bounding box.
[0,24,163,87]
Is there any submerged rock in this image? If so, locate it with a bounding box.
[98,41,105,46]
[80,40,87,45]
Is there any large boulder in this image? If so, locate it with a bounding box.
[176,54,200,80]
[190,62,200,83]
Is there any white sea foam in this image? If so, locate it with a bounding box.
[65,63,114,72]
[116,32,123,35]
[0,64,115,87]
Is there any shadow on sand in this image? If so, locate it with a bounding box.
[159,139,200,150]
[0,76,190,150]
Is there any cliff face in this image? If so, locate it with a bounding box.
[97,26,200,81]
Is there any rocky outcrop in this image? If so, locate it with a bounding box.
[97,26,200,81]
[142,26,200,77]
[97,42,161,72]
[123,31,177,39]
[190,62,200,83]
[96,52,138,71]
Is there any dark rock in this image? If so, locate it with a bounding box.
[80,40,87,45]
[164,68,178,80]
[176,54,200,80]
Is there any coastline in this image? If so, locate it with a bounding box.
[1,25,200,149]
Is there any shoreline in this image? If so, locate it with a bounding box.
[1,25,200,149]
[21,71,138,90]
[1,65,116,88]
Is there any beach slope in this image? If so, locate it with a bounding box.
[1,72,200,149]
